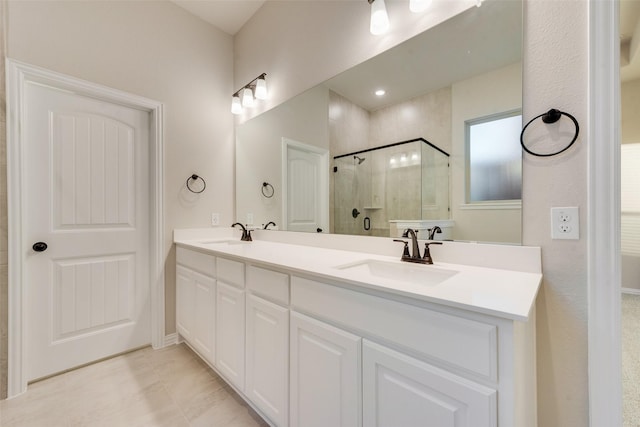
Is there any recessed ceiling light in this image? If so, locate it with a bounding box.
[375,89,386,96]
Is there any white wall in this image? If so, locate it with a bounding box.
[235,0,591,425]
[451,62,522,243]
[6,0,234,334]
[522,1,589,425]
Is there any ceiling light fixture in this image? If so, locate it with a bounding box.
[231,73,268,115]
[368,0,389,35]
[375,89,386,96]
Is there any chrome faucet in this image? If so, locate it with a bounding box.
[393,228,442,264]
[428,226,442,240]
[232,222,252,241]
[263,221,276,230]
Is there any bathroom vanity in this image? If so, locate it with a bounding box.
[174,228,541,427]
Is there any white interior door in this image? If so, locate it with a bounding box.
[282,138,328,233]
[24,81,151,381]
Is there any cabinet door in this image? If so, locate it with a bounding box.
[176,265,195,342]
[246,294,289,427]
[290,312,361,427]
[216,281,245,391]
[193,270,216,365]
[362,340,497,427]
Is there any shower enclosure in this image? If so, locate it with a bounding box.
[333,138,450,236]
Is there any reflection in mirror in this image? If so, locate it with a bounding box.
[334,139,450,238]
[236,0,522,244]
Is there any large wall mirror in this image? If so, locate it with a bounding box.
[236,0,522,244]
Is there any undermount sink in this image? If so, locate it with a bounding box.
[199,239,250,245]
[334,259,458,286]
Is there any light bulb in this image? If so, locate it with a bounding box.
[370,0,389,35]
[231,95,242,115]
[255,76,268,100]
[476,0,484,7]
[242,87,254,108]
[410,0,432,13]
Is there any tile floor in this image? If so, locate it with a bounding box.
[0,344,269,427]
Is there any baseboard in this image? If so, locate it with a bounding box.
[162,333,179,347]
[622,287,640,295]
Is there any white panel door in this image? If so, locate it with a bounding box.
[24,82,150,381]
[362,340,497,427]
[290,311,361,427]
[216,281,245,390]
[246,294,289,427]
[283,139,328,233]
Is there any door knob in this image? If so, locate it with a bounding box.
[32,242,48,252]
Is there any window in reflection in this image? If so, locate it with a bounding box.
[466,112,522,203]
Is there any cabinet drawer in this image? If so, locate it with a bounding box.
[217,257,245,288]
[176,246,215,277]
[247,265,289,305]
[291,276,498,381]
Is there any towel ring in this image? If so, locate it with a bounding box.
[261,182,274,198]
[520,108,580,157]
[186,174,206,194]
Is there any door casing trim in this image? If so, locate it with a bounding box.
[5,59,165,397]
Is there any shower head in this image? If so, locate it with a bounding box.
[354,155,366,164]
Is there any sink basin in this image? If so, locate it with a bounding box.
[335,259,458,286]
[199,239,250,245]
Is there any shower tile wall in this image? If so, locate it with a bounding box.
[329,89,451,236]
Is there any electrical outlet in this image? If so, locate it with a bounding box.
[247,213,254,225]
[211,213,220,226]
[551,207,579,240]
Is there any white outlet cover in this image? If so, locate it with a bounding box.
[551,207,579,240]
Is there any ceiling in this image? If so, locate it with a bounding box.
[323,0,521,112]
[169,0,640,84]
[169,0,265,35]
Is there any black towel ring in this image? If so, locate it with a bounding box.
[520,108,580,157]
[186,174,206,193]
[261,182,274,198]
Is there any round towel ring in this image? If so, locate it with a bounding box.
[186,174,206,194]
[520,109,580,157]
[261,182,274,198]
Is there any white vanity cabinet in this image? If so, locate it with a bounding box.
[362,340,496,427]
[174,240,537,427]
[245,265,290,427]
[175,247,216,365]
[215,257,246,391]
[289,311,361,427]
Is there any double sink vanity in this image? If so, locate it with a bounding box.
[174,228,541,427]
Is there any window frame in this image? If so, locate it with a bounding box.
[464,109,523,209]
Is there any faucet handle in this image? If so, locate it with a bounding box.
[422,242,443,264]
[393,239,411,259]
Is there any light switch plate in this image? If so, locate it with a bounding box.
[551,207,579,240]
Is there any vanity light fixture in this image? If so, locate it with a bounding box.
[476,0,484,6]
[242,87,255,107]
[231,73,268,115]
[368,0,390,35]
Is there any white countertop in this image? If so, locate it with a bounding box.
[174,232,542,322]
